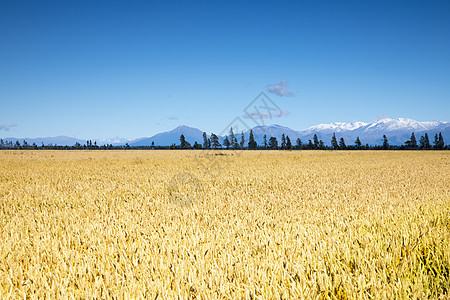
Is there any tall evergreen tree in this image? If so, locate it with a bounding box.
[339,137,346,149]
[202,132,209,149]
[229,127,238,149]
[263,135,267,149]
[286,136,292,150]
[355,137,362,149]
[433,133,439,149]
[268,137,278,149]
[405,132,417,149]
[410,132,417,149]
[210,133,221,149]
[419,135,426,149]
[248,130,257,150]
[233,136,239,149]
[281,134,286,150]
[180,134,189,149]
[313,134,319,149]
[295,138,302,150]
[424,133,431,149]
[223,136,231,149]
[382,135,389,150]
[331,133,338,150]
[438,132,445,149]
[307,140,313,150]
[240,132,245,149]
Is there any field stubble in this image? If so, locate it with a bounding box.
[0,150,449,299]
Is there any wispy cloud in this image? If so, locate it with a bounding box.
[267,79,293,97]
[243,110,290,120]
[168,115,178,120]
[0,123,17,131]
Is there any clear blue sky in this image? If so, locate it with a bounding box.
[1,0,449,139]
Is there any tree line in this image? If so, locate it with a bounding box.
[0,131,446,150]
[178,129,447,150]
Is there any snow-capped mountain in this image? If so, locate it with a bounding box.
[301,118,446,134]
[301,121,368,134]
[2,118,448,147]
[296,118,450,145]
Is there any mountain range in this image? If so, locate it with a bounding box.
[2,118,449,147]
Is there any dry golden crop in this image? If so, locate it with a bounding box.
[0,150,449,299]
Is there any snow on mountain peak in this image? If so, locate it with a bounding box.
[365,118,445,132]
[302,121,368,133]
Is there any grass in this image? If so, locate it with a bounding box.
[0,150,448,298]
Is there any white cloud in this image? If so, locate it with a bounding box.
[0,123,17,131]
[168,115,178,120]
[267,79,293,97]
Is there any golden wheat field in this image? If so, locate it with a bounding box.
[0,150,449,299]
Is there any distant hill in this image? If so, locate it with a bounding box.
[128,125,206,146]
[2,118,449,147]
[1,136,85,146]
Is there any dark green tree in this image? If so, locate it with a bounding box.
[434,132,445,149]
[281,134,286,150]
[424,133,431,149]
[286,136,292,150]
[438,132,445,149]
[210,133,221,149]
[383,135,389,150]
[180,134,189,149]
[202,132,209,149]
[307,140,313,150]
[295,138,302,150]
[355,137,362,149]
[405,132,417,149]
[193,141,202,149]
[411,132,417,149]
[248,130,257,150]
[339,137,346,149]
[240,132,245,149]
[268,137,278,149]
[434,133,439,149]
[313,134,319,149]
[263,135,267,149]
[229,127,239,149]
[223,136,231,149]
[419,134,431,149]
[331,133,338,150]
[233,137,239,149]
[319,140,324,149]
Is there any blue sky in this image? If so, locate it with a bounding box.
[1,0,449,139]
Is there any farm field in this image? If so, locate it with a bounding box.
[0,150,449,299]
